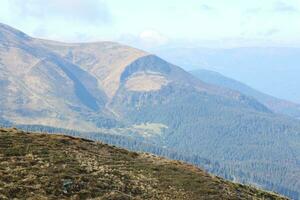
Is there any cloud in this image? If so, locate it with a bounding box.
[244,8,262,15]
[259,28,280,37]
[244,2,299,16]
[273,1,298,13]
[10,0,112,25]
[0,0,113,42]
[139,30,169,46]
[200,4,214,11]
[119,30,169,49]
[264,29,280,36]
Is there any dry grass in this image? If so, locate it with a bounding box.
[0,128,288,200]
[125,72,169,92]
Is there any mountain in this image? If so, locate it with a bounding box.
[153,46,300,104]
[0,127,288,200]
[1,23,300,199]
[0,23,146,131]
[190,69,300,119]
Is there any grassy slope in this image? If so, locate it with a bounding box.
[0,128,287,200]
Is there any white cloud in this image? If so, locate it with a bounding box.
[139,30,169,46]
[1,0,299,47]
[0,0,114,42]
[200,4,214,11]
[118,30,169,49]
[11,0,112,25]
[273,1,298,13]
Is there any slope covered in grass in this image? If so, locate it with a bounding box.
[0,128,287,200]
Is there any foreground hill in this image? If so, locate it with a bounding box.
[190,69,300,119]
[0,128,287,200]
[1,23,300,198]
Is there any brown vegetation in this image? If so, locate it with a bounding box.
[0,128,287,200]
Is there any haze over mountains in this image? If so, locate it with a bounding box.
[190,69,300,119]
[1,23,300,199]
[154,47,300,104]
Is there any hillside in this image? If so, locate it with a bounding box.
[0,127,287,200]
[190,69,300,119]
[1,23,300,199]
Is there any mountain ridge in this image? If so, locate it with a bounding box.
[154,46,300,104]
[190,69,300,119]
[0,23,270,130]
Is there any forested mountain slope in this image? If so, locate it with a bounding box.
[190,69,300,119]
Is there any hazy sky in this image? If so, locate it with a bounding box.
[0,0,300,48]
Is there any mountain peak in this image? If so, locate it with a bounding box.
[0,23,31,43]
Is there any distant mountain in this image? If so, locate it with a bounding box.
[0,127,287,200]
[154,46,300,104]
[190,69,300,119]
[1,23,300,199]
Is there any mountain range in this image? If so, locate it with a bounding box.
[190,69,300,119]
[154,46,300,104]
[0,23,300,199]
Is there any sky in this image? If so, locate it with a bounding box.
[0,0,300,48]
